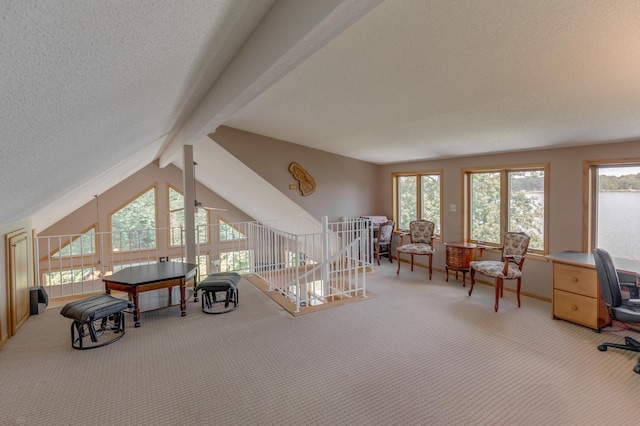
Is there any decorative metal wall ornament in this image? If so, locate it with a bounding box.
[289,162,316,196]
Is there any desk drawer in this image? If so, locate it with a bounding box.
[553,263,598,297]
[553,289,598,329]
[446,247,465,268]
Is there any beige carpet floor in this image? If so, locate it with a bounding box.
[1,261,640,425]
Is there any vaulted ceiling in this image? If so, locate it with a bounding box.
[3,0,640,231]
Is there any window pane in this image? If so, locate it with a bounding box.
[219,221,247,241]
[169,187,209,246]
[470,172,501,244]
[195,210,208,244]
[170,210,184,246]
[173,255,209,278]
[43,267,95,286]
[596,165,640,260]
[220,250,251,274]
[52,228,96,257]
[421,175,440,234]
[111,188,156,251]
[398,176,417,230]
[508,170,544,251]
[169,187,183,211]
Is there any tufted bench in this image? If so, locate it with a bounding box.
[195,272,241,314]
[60,294,133,350]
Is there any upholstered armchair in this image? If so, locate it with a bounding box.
[374,220,395,265]
[468,232,530,312]
[396,220,435,280]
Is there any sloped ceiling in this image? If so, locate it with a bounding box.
[226,0,640,164]
[3,0,640,231]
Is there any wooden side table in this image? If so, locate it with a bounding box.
[445,242,479,287]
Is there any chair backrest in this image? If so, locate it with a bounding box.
[502,232,530,268]
[378,221,395,244]
[409,220,435,244]
[593,248,623,309]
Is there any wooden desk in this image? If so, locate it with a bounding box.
[445,242,480,287]
[548,251,640,331]
[103,262,198,327]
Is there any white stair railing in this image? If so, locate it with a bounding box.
[35,217,371,312]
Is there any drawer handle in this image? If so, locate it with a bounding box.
[571,305,578,311]
[571,277,578,282]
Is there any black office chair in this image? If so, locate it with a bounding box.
[593,248,640,374]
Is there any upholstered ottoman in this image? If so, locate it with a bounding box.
[60,294,132,350]
[195,272,241,314]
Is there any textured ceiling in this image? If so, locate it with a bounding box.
[226,0,640,164]
[3,0,640,230]
[0,0,276,228]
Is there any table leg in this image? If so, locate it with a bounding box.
[180,280,187,317]
[132,288,141,328]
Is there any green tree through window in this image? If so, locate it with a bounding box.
[470,172,501,244]
[219,220,247,241]
[466,166,547,252]
[52,228,95,257]
[111,187,157,251]
[394,171,442,234]
[168,187,208,246]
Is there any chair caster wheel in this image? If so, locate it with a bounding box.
[597,344,607,351]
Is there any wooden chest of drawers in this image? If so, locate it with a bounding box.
[551,262,610,331]
[445,242,477,286]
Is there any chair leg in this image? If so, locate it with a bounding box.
[517,278,522,307]
[468,269,476,296]
[428,254,433,280]
[410,255,414,271]
[495,278,502,312]
[598,336,640,353]
[396,253,402,275]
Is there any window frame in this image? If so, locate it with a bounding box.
[392,170,443,240]
[583,158,640,254]
[463,163,549,254]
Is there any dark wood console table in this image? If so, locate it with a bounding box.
[445,242,480,287]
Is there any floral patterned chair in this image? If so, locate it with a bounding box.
[468,232,530,312]
[374,220,395,265]
[396,220,435,280]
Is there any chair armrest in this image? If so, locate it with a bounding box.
[502,255,525,275]
[620,276,639,299]
[620,282,640,299]
[627,299,640,306]
[501,256,513,275]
